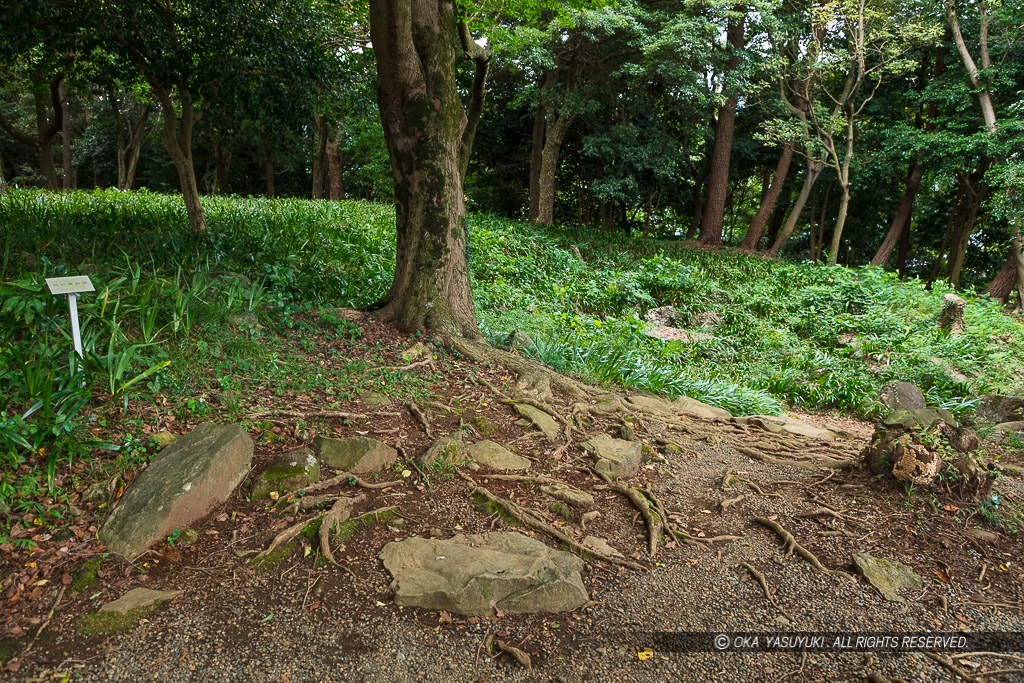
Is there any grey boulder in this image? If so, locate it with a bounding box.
[380,532,588,615]
[468,441,531,470]
[878,381,926,411]
[250,448,320,500]
[314,436,397,473]
[99,423,253,559]
[852,553,922,603]
[581,434,641,479]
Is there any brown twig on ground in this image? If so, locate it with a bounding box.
[249,408,366,421]
[407,402,434,438]
[922,652,983,683]
[303,471,402,494]
[720,494,747,512]
[397,442,431,489]
[480,474,565,485]
[379,358,434,372]
[461,473,644,570]
[794,508,855,525]
[495,640,531,671]
[739,561,779,609]
[752,517,847,577]
[318,495,366,566]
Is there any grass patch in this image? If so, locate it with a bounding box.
[77,604,156,636]
[247,542,296,572]
[71,557,103,592]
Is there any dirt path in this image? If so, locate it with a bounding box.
[3,323,1023,682]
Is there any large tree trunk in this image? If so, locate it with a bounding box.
[35,88,59,190]
[768,159,823,258]
[312,113,328,199]
[946,160,990,286]
[264,132,275,199]
[528,101,545,222]
[60,82,74,190]
[153,83,205,232]
[368,0,479,338]
[326,137,344,200]
[739,142,793,251]
[871,162,924,267]
[827,183,852,265]
[697,13,745,247]
[212,139,231,195]
[983,227,1024,308]
[535,114,573,226]
[0,74,63,191]
[687,171,705,239]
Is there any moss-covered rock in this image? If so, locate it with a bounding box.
[251,448,320,500]
[248,542,297,572]
[417,434,467,467]
[313,437,396,473]
[72,557,102,592]
[78,605,155,635]
[471,416,497,436]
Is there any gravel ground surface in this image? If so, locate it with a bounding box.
[6,330,1023,682]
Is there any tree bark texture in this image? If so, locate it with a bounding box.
[153,84,206,232]
[312,113,328,199]
[60,83,73,190]
[697,14,745,247]
[368,0,479,337]
[768,158,822,258]
[946,159,990,286]
[739,142,793,251]
[326,137,344,200]
[528,100,545,222]
[535,114,573,226]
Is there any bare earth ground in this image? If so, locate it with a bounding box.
[3,315,1023,682]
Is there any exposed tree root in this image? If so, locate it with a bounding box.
[592,471,662,556]
[739,561,780,610]
[480,474,566,486]
[446,335,592,399]
[736,445,856,470]
[249,408,366,421]
[720,494,747,512]
[461,473,644,570]
[407,401,434,438]
[794,508,856,525]
[303,471,403,494]
[318,495,366,565]
[495,640,532,671]
[751,517,847,578]
[397,441,431,489]
[253,518,311,561]
[380,358,434,372]
[922,652,983,683]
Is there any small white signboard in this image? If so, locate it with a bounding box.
[46,276,95,295]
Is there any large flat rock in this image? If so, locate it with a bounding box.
[468,441,531,470]
[99,423,253,559]
[314,436,397,473]
[380,532,588,616]
[581,434,642,479]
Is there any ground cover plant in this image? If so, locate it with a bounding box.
[2,189,1024,681]
[2,189,1023,534]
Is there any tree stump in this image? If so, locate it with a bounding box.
[937,294,966,335]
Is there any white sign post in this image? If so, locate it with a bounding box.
[45,276,95,379]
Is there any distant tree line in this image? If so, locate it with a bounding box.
[1,0,1021,301]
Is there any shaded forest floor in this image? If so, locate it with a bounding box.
[3,313,1023,682]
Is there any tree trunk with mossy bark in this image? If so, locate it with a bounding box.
[152,83,206,232]
[368,0,487,338]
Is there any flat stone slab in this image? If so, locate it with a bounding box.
[380,532,588,616]
[882,407,957,431]
[468,441,531,470]
[515,404,560,442]
[541,483,594,507]
[852,553,922,603]
[417,434,468,467]
[99,423,253,559]
[733,415,836,441]
[672,396,732,419]
[582,536,624,558]
[627,395,676,416]
[581,434,641,479]
[251,448,319,500]
[100,588,183,614]
[314,436,397,473]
